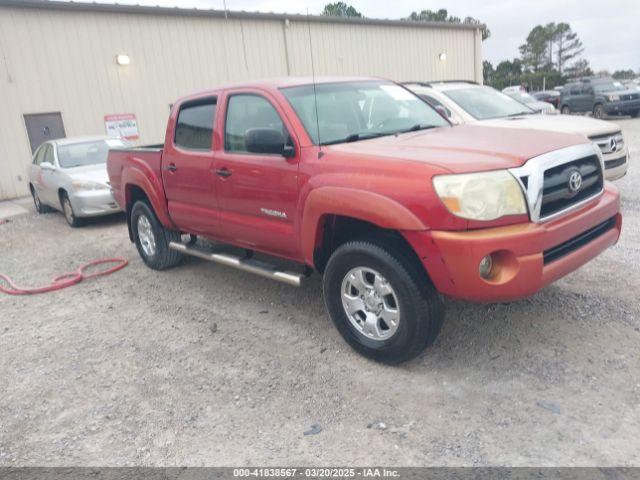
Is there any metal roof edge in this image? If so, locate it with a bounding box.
[0,0,485,31]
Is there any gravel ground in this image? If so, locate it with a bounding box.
[1,119,639,467]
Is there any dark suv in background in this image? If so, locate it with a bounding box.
[560,77,640,118]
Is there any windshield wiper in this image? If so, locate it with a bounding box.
[397,124,438,134]
[321,132,391,145]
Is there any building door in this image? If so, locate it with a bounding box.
[23,112,66,153]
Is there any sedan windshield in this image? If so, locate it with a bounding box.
[443,86,533,120]
[281,81,449,145]
[57,139,126,168]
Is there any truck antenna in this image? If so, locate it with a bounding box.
[306,8,322,153]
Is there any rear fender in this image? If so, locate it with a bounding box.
[300,187,427,265]
[122,159,175,230]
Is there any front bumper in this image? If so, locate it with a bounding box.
[603,153,628,181]
[69,189,122,217]
[604,99,640,115]
[404,186,621,303]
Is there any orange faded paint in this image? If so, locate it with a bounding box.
[404,186,621,302]
[300,187,427,265]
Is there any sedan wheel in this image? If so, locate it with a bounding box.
[61,194,80,227]
[32,190,44,213]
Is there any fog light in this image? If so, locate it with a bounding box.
[479,255,493,279]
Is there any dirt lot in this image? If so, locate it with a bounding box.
[1,119,639,467]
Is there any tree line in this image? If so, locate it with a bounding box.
[321,3,490,40]
[320,3,638,91]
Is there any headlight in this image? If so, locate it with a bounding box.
[71,180,108,191]
[433,170,527,221]
[608,95,620,101]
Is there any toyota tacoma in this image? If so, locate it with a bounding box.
[107,77,622,364]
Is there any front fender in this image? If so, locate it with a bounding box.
[300,186,427,265]
[122,160,175,230]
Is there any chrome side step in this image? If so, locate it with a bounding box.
[168,241,306,287]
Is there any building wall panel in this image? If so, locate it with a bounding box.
[0,4,481,200]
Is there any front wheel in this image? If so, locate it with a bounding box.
[561,105,571,115]
[31,187,48,214]
[60,192,81,227]
[323,239,444,364]
[130,200,182,270]
[593,103,605,119]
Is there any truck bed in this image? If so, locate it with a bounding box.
[107,144,165,211]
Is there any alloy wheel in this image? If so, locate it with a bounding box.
[137,214,157,257]
[340,267,400,341]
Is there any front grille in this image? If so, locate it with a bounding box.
[589,131,624,155]
[543,217,616,264]
[620,93,640,101]
[605,156,627,170]
[539,155,603,219]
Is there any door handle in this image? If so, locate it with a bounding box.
[215,168,232,178]
[166,164,177,172]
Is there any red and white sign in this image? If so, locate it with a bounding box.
[104,113,139,140]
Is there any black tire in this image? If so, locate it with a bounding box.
[322,238,444,364]
[593,103,605,119]
[561,105,571,115]
[130,200,182,270]
[60,191,81,227]
[30,185,49,214]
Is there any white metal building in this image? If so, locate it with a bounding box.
[0,0,484,200]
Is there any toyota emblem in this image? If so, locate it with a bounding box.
[568,170,583,193]
[609,137,618,153]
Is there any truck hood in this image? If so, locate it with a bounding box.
[327,124,588,173]
[478,114,620,138]
[64,163,110,184]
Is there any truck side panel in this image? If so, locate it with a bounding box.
[107,148,175,231]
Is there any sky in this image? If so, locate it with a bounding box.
[95,0,639,72]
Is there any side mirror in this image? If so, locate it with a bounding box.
[40,161,55,170]
[245,128,287,156]
[435,105,449,118]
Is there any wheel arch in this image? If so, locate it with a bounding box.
[301,187,428,275]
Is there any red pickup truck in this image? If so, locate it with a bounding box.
[108,76,621,364]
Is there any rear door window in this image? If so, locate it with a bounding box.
[174,97,217,150]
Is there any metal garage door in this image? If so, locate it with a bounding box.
[23,112,66,153]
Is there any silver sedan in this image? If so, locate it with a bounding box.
[28,136,128,227]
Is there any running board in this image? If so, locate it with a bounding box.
[168,241,306,287]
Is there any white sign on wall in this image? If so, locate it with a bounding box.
[104,113,139,140]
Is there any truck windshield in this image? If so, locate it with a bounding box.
[57,139,127,169]
[281,81,449,146]
[443,86,534,120]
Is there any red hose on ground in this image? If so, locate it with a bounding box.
[0,258,128,295]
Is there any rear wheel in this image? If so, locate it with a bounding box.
[561,105,571,115]
[60,192,81,227]
[130,200,182,270]
[31,186,48,214]
[322,238,444,364]
[593,103,605,119]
